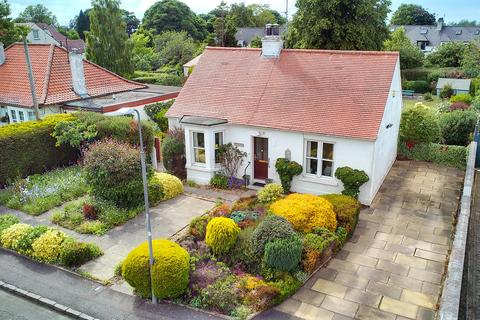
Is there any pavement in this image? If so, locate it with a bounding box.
[256,161,464,320]
[0,249,222,320]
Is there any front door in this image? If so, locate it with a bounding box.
[254,137,268,180]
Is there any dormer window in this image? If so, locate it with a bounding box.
[420,28,428,35]
[456,30,463,35]
[33,30,40,40]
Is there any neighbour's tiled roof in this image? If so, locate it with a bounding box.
[167,47,399,140]
[36,23,86,53]
[391,25,480,47]
[0,43,146,108]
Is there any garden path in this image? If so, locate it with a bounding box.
[256,161,464,320]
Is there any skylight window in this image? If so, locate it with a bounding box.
[456,30,463,35]
[420,29,428,35]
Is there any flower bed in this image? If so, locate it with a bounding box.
[0,166,89,215]
[0,214,102,268]
[118,184,361,319]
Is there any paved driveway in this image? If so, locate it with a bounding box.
[257,161,464,320]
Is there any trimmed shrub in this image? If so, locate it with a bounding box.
[161,128,186,179]
[451,93,473,105]
[205,217,240,255]
[399,103,440,144]
[32,229,67,263]
[0,114,76,186]
[210,173,228,189]
[189,215,211,241]
[398,143,467,170]
[132,73,183,86]
[440,85,454,99]
[0,214,20,236]
[264,235,302,272]
[228,227,258,272]
[84,139,146,208]
[439,110,477,146]
[257,183,284,203]
[334,167,370,199]
[151,172,183,200]
[200,275,241,314]
[320,194,361,238]
[0,223,32,250]
[251,215,297,254]
[402,80,429,93]
[16,225,49,256]
[275,158,302,193]
[59,238,103,267]
[270,194,337,233]
[122,239,190,299]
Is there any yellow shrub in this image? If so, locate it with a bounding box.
[205,217,240,255]
[32,229,67,263]
[153,172,184,200]
[270,194,337,233]
[0,223,32,250]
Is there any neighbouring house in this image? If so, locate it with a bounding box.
[166,26,402,205]
[235,25,286,47]
[436,78,472,96]
[0,43,180,125]
[183,54,202,77]
[16,22,86,54]
[392,19,480,53]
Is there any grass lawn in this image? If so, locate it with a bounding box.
[0,166,89,215]
[403,95,442,110]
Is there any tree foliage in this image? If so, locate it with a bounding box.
[85,0,134,77]
[390,4,436,25]
[427,41,468,67]
[461,41,480,78]
[384,27,424,69]
[75,10,90,40]
[450,20,479,27]
[131,29,159,71]
[154,31,199,67]
[286,0,391,51]
[16,4,57,25]
[0,0,28,46]
[121,10,139,36]
[142,0,207,41]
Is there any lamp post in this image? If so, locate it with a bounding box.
[107,108,157,304]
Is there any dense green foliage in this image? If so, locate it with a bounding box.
[155,31,200,68]
[334,167,369,199]
[144,100,174,132]
[439,110,477,146]
[161,128,186,179]
[59,238,103,267]
[252,215,296,255]
[462,42,480,78]
[264,235,302,272]
[86,0,134,77]
[384,27,424,69]
[398,143,468,170]
[0,0,29,46]
[0,114,76,187]
[0,214,19,236]
[257,183,284,204]
[189,215,211,241]
[399,103,440,144]
[390,4,436,25]
[205,217,240,255]
[286,0,390,51]
[210,173,228,189]
[274,158,302,193]
[402,80,430,93]
[15,4,57,25]
[427,42,468,68]
[320,194,361,238]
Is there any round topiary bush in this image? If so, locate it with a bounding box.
[122,239,190,299]
[32,229,68,263]
[0,223,32,251]
[151,172,184,200]
[251,215,297,256]
[257,183,284,204]
[439,109,478,146]
[205,217,240,255]
[270,194,337,233]
[320,194,361,238]
[264,235,302,272]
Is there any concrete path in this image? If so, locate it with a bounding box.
[257,161,464,320]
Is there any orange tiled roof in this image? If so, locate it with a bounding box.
[167,47,399,140]
[0,43,146,108]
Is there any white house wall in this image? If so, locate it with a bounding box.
[369,59,403,201]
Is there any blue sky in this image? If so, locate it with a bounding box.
[8,0,480,26]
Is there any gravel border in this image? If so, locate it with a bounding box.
[0,280,100,320]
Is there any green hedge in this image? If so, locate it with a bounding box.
[0,114,77,186]
[398,142,468,170]
[402,80,430,93]
[132,73,183,87]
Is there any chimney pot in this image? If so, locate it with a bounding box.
[0,42,5,66]
[262,24,283,58]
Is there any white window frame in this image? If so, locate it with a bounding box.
[192,131,206,165]
[8,107,34,124]
[32,29,40,40]
[304,140,335,178]
[214,131,224,165]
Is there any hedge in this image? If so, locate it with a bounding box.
[402,80,430,93]
[0,114,77,186]
[398,142,468,170]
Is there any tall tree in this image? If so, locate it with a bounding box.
[121,10,139,36]
[286,0,391,51]
[75,10,90,40]
[85,0,133,77]
[15,4,57,25]
[384,27,424,69]
[229,3,254,27]
[0,0,28,46]
[154,31,198,67]
[390,4,436,25]
[461,41,480,78]
[142,0,207,41]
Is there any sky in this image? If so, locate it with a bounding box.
[8,0,480,26]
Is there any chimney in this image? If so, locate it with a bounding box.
[68,49,89,98]
[0,42,5,66]
[437,18,444,31]
[262,24,283,58]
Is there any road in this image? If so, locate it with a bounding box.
[0,249,221,320]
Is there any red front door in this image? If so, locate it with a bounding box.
[254,137,268,180]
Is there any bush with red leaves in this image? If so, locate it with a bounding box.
[83,204,98,220]
[450,101,470,111]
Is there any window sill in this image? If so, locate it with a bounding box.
[186,164,217,173]
[298,175,338,187]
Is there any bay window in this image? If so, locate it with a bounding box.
[214,132,223,164]
[192,132,206,164]
[305,140,334,177]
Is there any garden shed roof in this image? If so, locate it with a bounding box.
[167,47,399,140]
[436,78,471,91]
[0,44,146,108]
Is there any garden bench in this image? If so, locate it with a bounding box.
[402,90,415,97]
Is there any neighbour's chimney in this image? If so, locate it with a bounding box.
[437,18,444,31]
[261,24,283,58]
[68,49,89,98]
[0,42,5,66]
